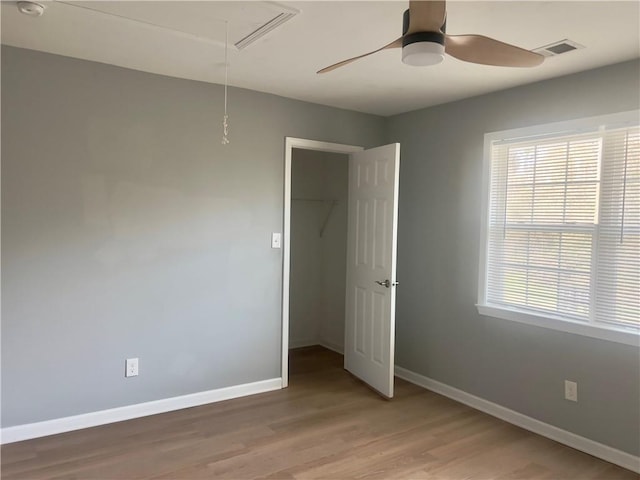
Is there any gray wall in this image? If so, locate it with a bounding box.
[318,154,349,351]
[387,59,640,456]
[290,150,325,347]
[2,44,639,457]
[289,150,348,351]
[0,46,385,427]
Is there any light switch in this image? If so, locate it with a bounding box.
[271,233,281,249]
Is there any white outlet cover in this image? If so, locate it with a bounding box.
[125,358,139,377]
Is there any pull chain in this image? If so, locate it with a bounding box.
[620,131,629,243]
[222,20,230,145]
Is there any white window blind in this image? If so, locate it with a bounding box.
[482,121,639,332]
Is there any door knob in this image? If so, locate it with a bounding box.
[375,279,399,288]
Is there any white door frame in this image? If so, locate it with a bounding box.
[282,137,363,388]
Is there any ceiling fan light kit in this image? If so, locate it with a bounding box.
[401,8,445,66]
[402,32,445,66]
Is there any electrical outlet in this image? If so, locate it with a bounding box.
[564,380,578,402]
[125,358,139,377]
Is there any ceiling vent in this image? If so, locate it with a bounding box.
[234,10,298,50]
[534,39,585,57]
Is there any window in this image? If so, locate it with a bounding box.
[478,111,639,345]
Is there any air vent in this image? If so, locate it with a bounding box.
[234,11,298,50]
[534,39,585,57]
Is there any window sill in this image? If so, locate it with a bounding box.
[476,304,639,347]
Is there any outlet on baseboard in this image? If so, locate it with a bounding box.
[125,358,139,377]
[564,380,577,402]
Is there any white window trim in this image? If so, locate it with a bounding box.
[477,305,639,346]
[477,110,640,347]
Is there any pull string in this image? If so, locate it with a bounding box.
[221,20,230,145]
[620,131,629,244]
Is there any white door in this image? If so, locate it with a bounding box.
[344,143,400,398]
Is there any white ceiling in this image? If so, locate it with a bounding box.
[2,1,639,116]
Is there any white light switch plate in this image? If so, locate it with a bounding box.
[271,233,281,249]
[564,380,577,402]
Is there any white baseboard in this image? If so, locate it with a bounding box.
[319,339,344,355]
[289,338,321,349]
[1,377,282,445]
[287,339,344,355]
[394,366,640,474]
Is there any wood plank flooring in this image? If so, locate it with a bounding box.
[1,346,636,479]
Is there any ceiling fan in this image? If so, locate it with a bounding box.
[317,1,544,74]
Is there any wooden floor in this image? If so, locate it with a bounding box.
[1,347,636,479]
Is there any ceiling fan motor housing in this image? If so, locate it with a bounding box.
[401,9,446,66]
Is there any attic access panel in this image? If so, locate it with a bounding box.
[68,1,298,48]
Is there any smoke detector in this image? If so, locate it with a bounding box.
[17,1,45,17]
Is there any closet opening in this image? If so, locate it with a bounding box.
[288,147,350,380]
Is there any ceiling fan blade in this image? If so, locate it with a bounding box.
[407,1,446,34]
[445,34,544,67]
[317,38,403,74]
